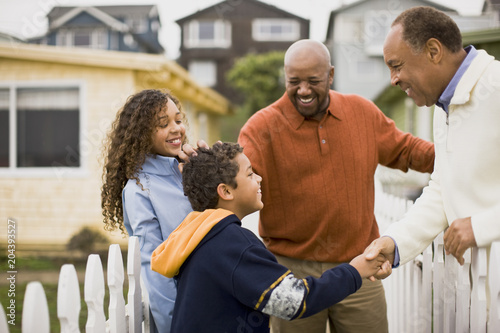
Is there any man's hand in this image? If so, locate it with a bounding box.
[178,140,209,173]
[444,217,476,265]
[364,236,396,280]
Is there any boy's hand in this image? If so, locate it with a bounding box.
[349,253,391,281]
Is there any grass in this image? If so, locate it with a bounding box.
[0,253,124,332]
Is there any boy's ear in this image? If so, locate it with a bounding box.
[217,183,234,201]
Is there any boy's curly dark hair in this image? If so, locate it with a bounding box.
[182,142,243,212]
[101,89,187,234]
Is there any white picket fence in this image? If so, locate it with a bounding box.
[2,192,499,333]
[375,189,500,333]
[0,236,151,333]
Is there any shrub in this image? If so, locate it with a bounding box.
[67,226,109,253]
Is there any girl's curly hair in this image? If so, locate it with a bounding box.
[101,89,187,234]
[182,142,243,212]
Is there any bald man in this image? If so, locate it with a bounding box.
[238,39,435,333]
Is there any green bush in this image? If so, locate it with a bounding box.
[67,226,109,254]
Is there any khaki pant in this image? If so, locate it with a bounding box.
[271,255,388,333]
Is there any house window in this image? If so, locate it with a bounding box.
[0,89,9,167]
[57,28,108,49]
[74,30,91,46]
[252,19,300,41]
[184,20,231,48]
[188,61,217,87]
[197,112,209,143]
[126,14,148,34]
[334,15,364,43]
[363,11,395,55]
[0,84,82,173]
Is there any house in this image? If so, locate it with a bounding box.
[0,41,231,247]
[175,0,309,104]
[29,5,164,54]
[325,0,498,101]
[484,0,500,17]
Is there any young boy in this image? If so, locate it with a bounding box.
[151,142,390,332]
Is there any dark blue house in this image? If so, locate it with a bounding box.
[29,5,164,54]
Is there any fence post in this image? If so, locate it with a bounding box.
[488,242,500,331]
[409,257,422,333]
[127,236,142,333]
[455,249,471,333]
[22,281,50,333]
[0,302,9,333]
[443,253,457,332]
[84,254,106,332]
[433,233,445,333]
[108,244,127,333]
[470,247,487,333]
[421,244,432,333]
[57,264,81,333]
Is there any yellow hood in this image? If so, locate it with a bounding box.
[151,208,233,278]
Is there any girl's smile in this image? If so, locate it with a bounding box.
[151,99,186,157]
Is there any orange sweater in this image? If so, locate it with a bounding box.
[238,91,434,263]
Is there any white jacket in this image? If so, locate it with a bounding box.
[385,49,500,265]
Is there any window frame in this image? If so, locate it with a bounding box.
[183,19,232,48]
[252,18,300,42]
[188,60,217,87]
[0,80,87,178]
[56,28,108,49]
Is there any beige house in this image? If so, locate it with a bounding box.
[0,42,232,247]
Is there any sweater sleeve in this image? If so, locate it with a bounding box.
[238,111,270,178]
[383,169,448,265]
[372,102,435,174]
[471,203,500,247]
[232,245,361,321]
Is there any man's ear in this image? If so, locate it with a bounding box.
[329,66,335,86]
[217,183,233,201]
[425,38,443,64]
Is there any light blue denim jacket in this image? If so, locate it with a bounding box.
[123,155,192,332]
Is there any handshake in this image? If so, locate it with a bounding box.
[350,237,395,281]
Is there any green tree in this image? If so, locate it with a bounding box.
[226,51,285,117]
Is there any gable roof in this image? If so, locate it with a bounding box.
[484,0,500,11]
[325,0,457,41]
[48,5,159,22]
[43,5,164,53]
[330,0,455,15]
[49,6,129,32]
[176,0,308,23]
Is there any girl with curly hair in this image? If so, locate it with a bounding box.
[101,89,192,332]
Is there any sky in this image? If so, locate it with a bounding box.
[0,0,486,59]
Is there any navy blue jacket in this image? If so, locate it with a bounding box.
[152,209,362,333]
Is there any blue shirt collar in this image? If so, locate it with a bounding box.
[436,45,478,113]
[141,154,181,176]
